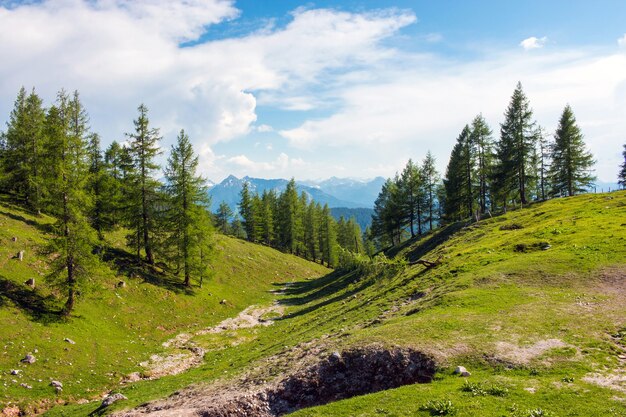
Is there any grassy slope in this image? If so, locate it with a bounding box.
[0,197,330,414]
[4,192,626,416]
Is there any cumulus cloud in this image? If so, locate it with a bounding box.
[520,36,548,50]
[225,153,307,177]
[0,1,415,167]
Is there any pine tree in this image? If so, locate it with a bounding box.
[537,128,550,200]
[303,201,319,261]
[164,130,212,287]
[421,151,440,231]
[619,144,626,188]
[496,82,540,206]
[548,105,595,197]
[44,90,96,316]
[318,204,338,267]
[260,190,276,245]
[87,133,112,240]
[103,141,125,227]
[126,104,162,265]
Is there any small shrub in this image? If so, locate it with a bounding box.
[486,384,509,396]
[561,376,574,383]
[421,399,457,416]
[526,408,555,417]
[461,380,486,396]
[500,223,524,230]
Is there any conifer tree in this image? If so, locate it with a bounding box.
[422,151,440,231]
[87,133,112,240]
[260,190,276,245]
[318,204,338,267]
[496,82,540,206]
[1,87,46,212]
[470,114,493,215]
[619,144,626,188]
[303,201,319,261]
[537,128,550,201]
[215,201,233,234]
[443,126,472,221]
[44,90,96,315]
[126,104,162,265]
[164,129,212,287]
[277,179,302,254]
[399,159,425,237]
[239,181,256,242]
[548,105,595,197]
[103,141,125,227]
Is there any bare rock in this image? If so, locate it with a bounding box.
[50,380,63,390]
[20,354,36,364]
[101,392,128,407]
[220,299,227,305]
[17,250,24,261]
[11,236,17,242]
[116,281,126,288]
[453,366,471,377]
[24,278,35,288]
[64,338,76,345]
[10,370,20,375]
[20,383,32,389]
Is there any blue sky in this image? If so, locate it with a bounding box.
[1,0,625,183]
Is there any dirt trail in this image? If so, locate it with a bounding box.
[124,303,284,382]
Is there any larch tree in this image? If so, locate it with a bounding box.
[470,114,493,215]
[215,201,233,234]
[45,90,96,316]
[164,129,212,287]
[421,151,440,231]
[1,87,46,212]
[126,104,162,265]
[548,105,595,197]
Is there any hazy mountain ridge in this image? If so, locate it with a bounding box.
[208,175,385,213]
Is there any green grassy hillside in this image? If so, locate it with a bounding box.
[0,197,330,414]
[3,192,626,416]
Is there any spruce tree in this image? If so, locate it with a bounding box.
[619,144,626,188]
[164,129,212,287]
[126,104,162,265]
[443,126,472,221]
[548,105,595,197]
[277,179,302,254]
[260,190,276,245]
[399,159,425,237]
[537,128,550,200]
[44,90,96,316]
[496,82,540,206]
[239,181,256,241]
[318,204,338,267]
[303,200,319,261]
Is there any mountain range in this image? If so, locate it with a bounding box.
[208,175,385,215]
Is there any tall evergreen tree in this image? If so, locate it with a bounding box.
[1,87,46,212]
[260,190,276,245]
[619,144,626,188]
[164,129,212,287]
[399,159,425,237]
[238,181,256,241]
[318,204,338,267]
[103,140,125,227]
[422,151,440,231]
[496,82,540,206]
[537,128,550,201]
[277,179,302,254]
[548,105,595,197]
[44,90,96,315]
[470,114,493,215]
[215,201,233,234]
[303,201,319,261]
[126,104,162,265]
[443,126,472,221]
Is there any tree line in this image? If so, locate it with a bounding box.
[0,87,213,315]
[213,180,368,268]
[371,82,622,248]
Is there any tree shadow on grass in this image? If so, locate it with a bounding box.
[0,209,55,235]
[0,275,62,323]
[102,247,195,295]
[274,269,376,320]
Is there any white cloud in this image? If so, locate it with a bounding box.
[618,34,626,47]
[0,1,415,173]
[225,152,308,177]
[256,124,274,133]
[520,36,548,50]
[279,50,626,182]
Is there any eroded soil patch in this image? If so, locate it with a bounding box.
[116,346,436,417]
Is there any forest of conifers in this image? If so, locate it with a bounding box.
[1,82,625,314]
